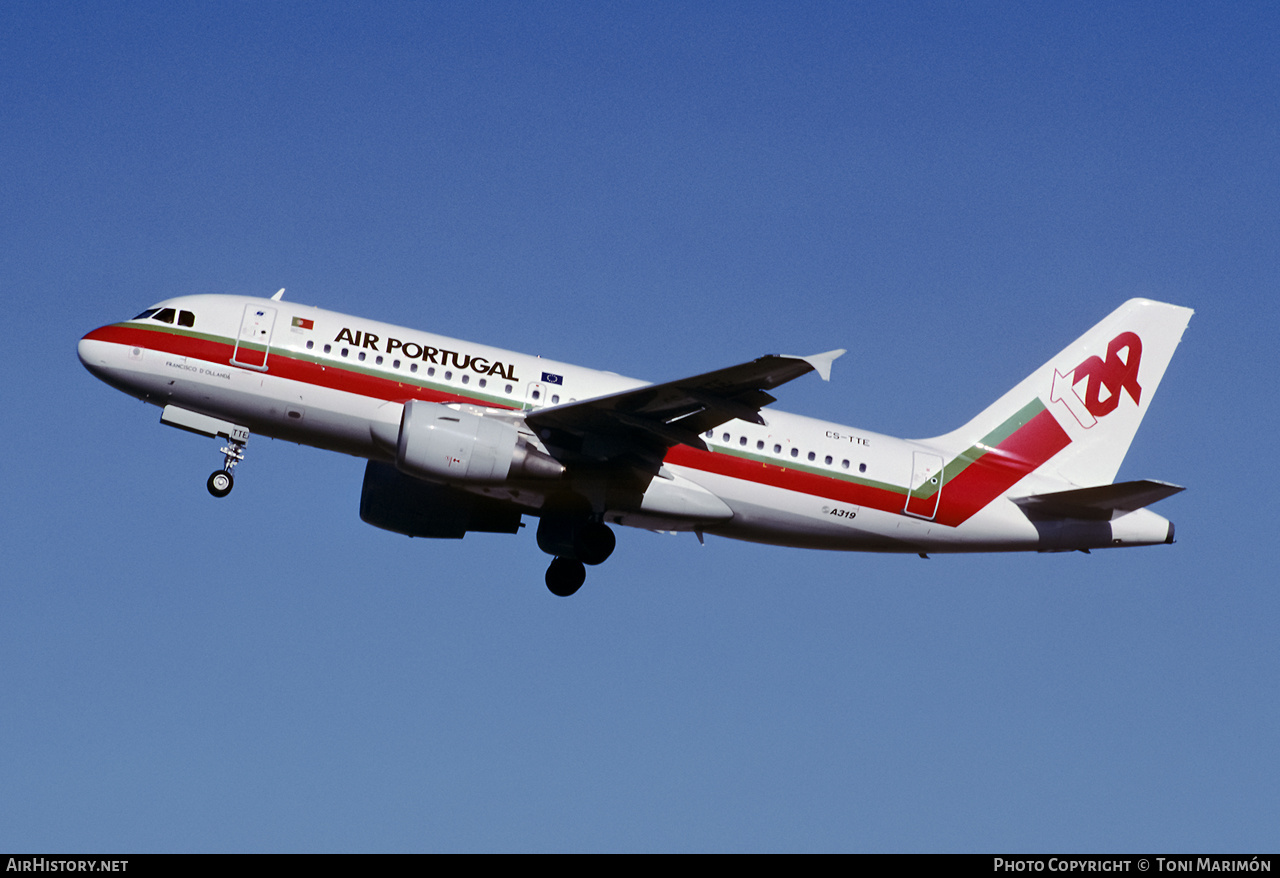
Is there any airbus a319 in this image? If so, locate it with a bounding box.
[79,292,1192,596]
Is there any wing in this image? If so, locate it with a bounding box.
[526,349,845,466]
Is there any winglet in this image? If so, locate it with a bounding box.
[783,348,846,382]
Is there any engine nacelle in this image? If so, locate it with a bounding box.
[359,461,522,538]
[395,399,564,483]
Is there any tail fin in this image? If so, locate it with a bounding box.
[927,299,1193,488]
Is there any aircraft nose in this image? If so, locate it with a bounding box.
[78,331,101,368]
[77,333,93,367]
[78,330,118,383]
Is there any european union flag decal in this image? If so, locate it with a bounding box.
[542,372,563,385]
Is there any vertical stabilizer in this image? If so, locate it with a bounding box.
[927,299,1193,489]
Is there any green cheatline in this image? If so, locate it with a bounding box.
[930,398,1047,496]
[709,443,903,496]
[126,322,1054,498]
[127,323,521,409]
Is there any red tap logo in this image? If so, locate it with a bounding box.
[1050,331,1143,429]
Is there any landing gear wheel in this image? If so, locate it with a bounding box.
[575,522,617,566]
[207,470,234,498]
[545,557,586,597]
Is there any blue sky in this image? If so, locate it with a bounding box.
[2,2,1277,852]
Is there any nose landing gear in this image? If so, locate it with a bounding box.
[158,405,251,499]
[207,469,234,497]
[206,432,247,498]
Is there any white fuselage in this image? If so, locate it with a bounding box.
[79,294,1178,555]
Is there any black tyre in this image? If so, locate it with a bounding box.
[545,557,586,597]
[207,470,233,498]
[575,522,616,566]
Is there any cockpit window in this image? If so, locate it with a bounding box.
[131,307,195,326]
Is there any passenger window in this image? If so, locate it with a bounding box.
[824,455,832,465]
[341,348,349,357]
[358,351,366,362]
[393,359,400,369]
[739,436,747,446]
[859,463,867,473]
[461,374,469,384]
[756,440,764,450]
[774,444,781,454]
[790,448,799,458]
[323,343,332,354]
[410,363,418,373]
[505,384,513,394]
[807,451,816,462]
[722,432,730,442]
[551,394,559,404]
[376,355,383,365]
[479,378,486,388]
[842,459,850,470]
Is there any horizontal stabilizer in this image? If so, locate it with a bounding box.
[1013,479,1185,521]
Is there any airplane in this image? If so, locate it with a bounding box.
[79,291,1193,596]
